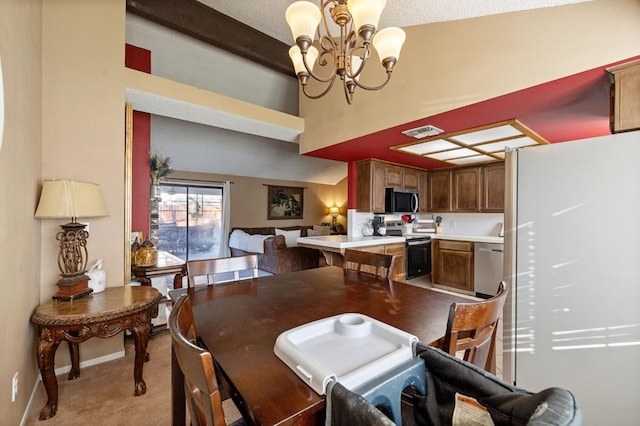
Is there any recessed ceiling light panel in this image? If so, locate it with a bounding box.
[426,148,478,161]
[398,139,458,155]
[450,124,522,145]
[390,119,548,166]
[475,136,538,153]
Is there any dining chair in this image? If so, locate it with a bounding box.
[169,294,246,426]
[187,254,259,288]
[429,281,508,373]
[342,249,395,279]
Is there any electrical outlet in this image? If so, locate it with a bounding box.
[11,372,18,402]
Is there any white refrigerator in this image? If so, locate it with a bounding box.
[503,130,640,425]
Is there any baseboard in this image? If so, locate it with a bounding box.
[21,349,126,425]
[54,349,126,376]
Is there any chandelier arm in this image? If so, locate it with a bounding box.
[352,70,393,91]
[301,75,337,99]
[302,42,338,83]
[318,0,336,38]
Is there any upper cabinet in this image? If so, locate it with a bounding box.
[356,160,387,213]
[483,163,505,213]
[453,167,482,212]
[356,159,505,213]
[356,159,426,212]
[427,163,505,213]
[427,170,451,212]
[607,59,640,133]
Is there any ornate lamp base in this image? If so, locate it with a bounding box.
[53,272,93,301]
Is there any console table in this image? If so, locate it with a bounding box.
[30,286,162,420]
[131,250,186,288]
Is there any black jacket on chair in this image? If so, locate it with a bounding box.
[414,344,582,426]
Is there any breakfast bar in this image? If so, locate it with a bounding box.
[298,235,407,280]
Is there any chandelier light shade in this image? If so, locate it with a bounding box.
[35,179,108,300]
[285,0,406,104]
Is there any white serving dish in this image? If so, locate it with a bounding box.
[274,313,418,395]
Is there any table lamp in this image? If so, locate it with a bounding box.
[35,179,108,300]
[329,205,340,230]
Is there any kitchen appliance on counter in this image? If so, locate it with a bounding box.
[386,220,431,280]
[372,216,386,236]
[384,188,418,214]
[413,214,436,233]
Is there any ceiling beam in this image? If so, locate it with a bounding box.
[126,0,296,77]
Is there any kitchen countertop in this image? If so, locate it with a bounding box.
[404,233,504,244]
[297,235,405,251]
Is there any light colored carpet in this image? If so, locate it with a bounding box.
[24,331,241,425]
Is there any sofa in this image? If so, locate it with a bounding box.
[229,226,320,275]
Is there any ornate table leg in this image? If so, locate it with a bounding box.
[67,341,81,380]
[129,319,151,396]
[36,328,61,420]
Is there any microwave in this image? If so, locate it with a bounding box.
[385,188,419,213]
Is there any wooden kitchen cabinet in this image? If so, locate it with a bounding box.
[401,167,419,189]
[356,159,386,213]
[432,239,474,295]
[385,164,403,187]
[356,159,425,212]
[427,170,451,212]
[417,170,428,212]
[607,59,640,133]
[453,166,482,212]
[483,163,505,212]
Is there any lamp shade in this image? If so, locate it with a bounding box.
[286,1,321,41]
[329,206,340,216]
[372,27,406,63]
[289,45,319,75]
[348,0,386,32]
[35,179,108,219]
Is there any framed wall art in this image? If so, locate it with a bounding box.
[267,185,304,220]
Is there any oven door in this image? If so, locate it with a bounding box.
[406,239,432,279]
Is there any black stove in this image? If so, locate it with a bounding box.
[385,220,432,279]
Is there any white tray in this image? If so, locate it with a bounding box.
[274,313,418,395]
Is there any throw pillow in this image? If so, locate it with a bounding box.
[275,228,301,247]
[307,229,325,237]
[313,224,331,235]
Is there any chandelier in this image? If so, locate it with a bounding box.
[286,0,406,104]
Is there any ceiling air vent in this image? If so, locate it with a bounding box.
[401,125,444,139]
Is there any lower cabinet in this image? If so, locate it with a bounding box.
[354,243,406,282]
[432,239,474,294]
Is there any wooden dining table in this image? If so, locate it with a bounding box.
[170,266,470,426]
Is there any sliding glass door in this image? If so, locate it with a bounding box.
[156,183,224,261]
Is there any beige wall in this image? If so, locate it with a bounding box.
[39,0,128,373]
[0,1,43,423]
[171,171,349,231]
[298,0,640,153]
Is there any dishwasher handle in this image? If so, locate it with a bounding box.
[477,246,503,254]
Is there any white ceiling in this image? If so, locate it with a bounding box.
[199,0,591,45]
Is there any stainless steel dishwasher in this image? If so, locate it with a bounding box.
[474,242,504,298]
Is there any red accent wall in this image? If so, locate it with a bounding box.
[125,43,152,238]
[132,111,151,237]
[125,43,151,72]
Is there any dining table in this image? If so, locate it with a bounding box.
[170,266,471,426]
